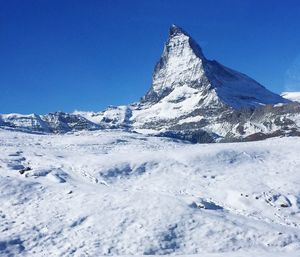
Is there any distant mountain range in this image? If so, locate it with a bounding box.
[1,25,300,143]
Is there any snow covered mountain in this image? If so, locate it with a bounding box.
[142,25,287,108]
[122,25,299,142]
[1,25,300,143]
[0,112,100,133]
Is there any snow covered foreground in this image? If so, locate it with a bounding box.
[0,129,300,257]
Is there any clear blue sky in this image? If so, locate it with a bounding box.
[1,0,300,114]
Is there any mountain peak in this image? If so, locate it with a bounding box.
[169,24,188,37]
[168,24,204,59]
[141,25,207,102]
[142,25,288,108]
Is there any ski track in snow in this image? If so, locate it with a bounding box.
[0,129,300,256]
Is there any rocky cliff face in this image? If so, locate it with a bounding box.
[1,25,300,143]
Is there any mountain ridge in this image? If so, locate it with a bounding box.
[1,25,300,143]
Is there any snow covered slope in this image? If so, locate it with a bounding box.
[0,129,300,256]
[282,92,300,103]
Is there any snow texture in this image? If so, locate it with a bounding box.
[0,129,300,256]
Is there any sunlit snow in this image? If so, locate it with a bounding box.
[0,129,300,256]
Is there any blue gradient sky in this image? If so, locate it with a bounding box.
[1,0,300,114]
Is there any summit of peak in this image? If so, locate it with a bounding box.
[169,24,188,37]
[167,25,204,58]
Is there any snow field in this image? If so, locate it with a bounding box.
[0,129,300,256]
